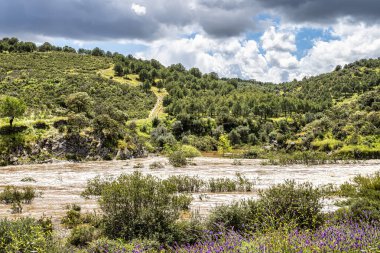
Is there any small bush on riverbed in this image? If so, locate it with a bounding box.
[169,150,188,167]
[149,161,165,169]
[0,185,37,204]
[81,176,112,198]
[99,171,193,242]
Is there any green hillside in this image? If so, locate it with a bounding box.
[0,38,379,165]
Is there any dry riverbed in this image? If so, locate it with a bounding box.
[0,157,379,224]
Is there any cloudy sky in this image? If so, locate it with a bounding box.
[1,0,379,83]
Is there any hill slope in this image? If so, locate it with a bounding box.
[0,38,379,165]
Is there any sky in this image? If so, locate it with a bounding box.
[0,0,379,83]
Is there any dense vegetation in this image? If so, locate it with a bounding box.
[0,37,379,165]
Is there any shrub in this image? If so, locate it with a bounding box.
[258,180,323,229]
[232,159,242,166]
[81,176,112,198]
[149,161,165,169]
[20,177,36,182]
[133,162,144,168]
[164,175,206,193]
[0,218,52,252]
[61,204,82,228]
[0,185,37,204]
[338,172,380,221]
[99,172,192,242]
[168,150,188,167]
[179,145,201,158]
[207,180,323,232]
[208,202,253,231]
[68,224,97,247]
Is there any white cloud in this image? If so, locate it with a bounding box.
[261,26,296,52]
[131,3,146,16]
[292,20,380,80]
[136,20,380,83]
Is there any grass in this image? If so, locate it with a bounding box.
[97,65,141,86]
[311,138,343,150]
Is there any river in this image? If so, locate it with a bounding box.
[0,157,379,224]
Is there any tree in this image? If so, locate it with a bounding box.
[0,96,26,127]
[139,69,151,82]
[38,42,53,52]
[91,47,105,56]
[113,63,124,77]
[65,92,93,114]
[142,80,152,93]
[217,134,232,155]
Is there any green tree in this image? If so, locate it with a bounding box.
[0,96,26,127]
[113,63,124,77]
[65,92,93,114]
[217,134,232,155]
[142,80,152,93]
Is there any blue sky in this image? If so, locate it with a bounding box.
[0,0,379,83]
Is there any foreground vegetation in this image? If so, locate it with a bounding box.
[0,37,378,166]
[2,170,380,252]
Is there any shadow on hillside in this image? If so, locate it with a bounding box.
[0,125,28,135]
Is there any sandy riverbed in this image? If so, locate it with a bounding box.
[0,157,379,223]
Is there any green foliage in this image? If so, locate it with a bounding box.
[65,92,93,114]
[168,150,188,167]
[258,180,324,229]
[0,185,37,204]
[218,134,232,155]
[149,161,165,169]
[68,224,98,247]
[338,172,380,221]
[81,176,112,198]
[99,172,192,242]
[0,96,26,127]
[208,180,323,231]
[179,145,201,158]
[0,218,52,252]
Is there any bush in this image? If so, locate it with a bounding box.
[68,224,97,247]
[149,161,165,169]
[168,150,188,167]
[61,204,82,228]
[99,172,192,242]
[338,172,380,221]
[81,176,112,198]
[179,145,201,158]
[208,202,253,231]
[207,180,323,232]
[0,218,52,252]
[0,185,37,204]
[258,180,323,229]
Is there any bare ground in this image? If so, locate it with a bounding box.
[0,157,379,224]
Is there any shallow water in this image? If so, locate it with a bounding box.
[0,157,379,223]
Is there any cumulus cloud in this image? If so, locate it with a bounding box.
[0,0,379,83]
[256,0,380,25]
[137,34,273,81]
[131,3,146,16]
[137,20,380,83]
